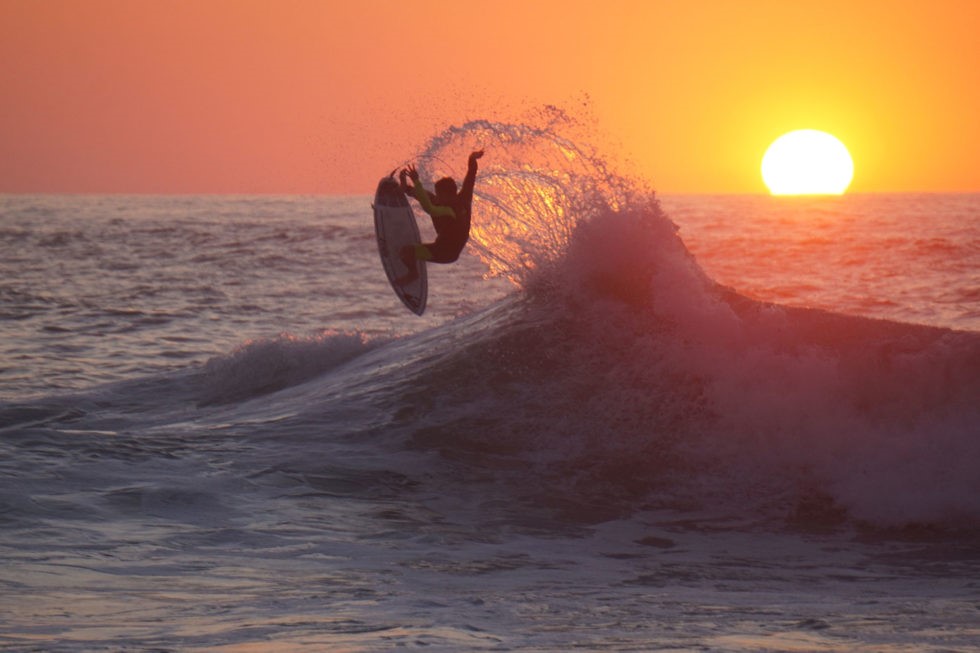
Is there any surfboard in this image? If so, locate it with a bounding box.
[373,175,427,315]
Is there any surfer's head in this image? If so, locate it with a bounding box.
[434,177,457,203]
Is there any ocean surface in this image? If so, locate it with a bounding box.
[2,119,979,651]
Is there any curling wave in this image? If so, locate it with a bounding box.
[380,112,980,530]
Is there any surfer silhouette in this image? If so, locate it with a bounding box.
[395,150,484,285]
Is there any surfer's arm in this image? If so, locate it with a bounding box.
[401,179,438,206]
[406,164,455,219]
[413,183,455,218]
[399,168,424,200]
[460,150,483,197]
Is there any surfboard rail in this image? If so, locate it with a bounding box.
[373,176,428,315]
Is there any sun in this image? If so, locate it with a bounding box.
[761,130,854,195]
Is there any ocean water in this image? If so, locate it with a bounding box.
[2,118,979,651]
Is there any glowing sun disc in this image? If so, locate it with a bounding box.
[761,130,854,195]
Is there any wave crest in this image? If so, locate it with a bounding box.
[200,331,377,405]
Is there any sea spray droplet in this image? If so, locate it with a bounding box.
[414,109,654,284]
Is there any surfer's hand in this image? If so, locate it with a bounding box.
[399,169,409,187]
[406,164,420,182]
[469,150,484,162]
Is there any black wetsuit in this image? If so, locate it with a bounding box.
[408,156,478,263]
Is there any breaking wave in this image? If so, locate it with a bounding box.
[384,111,980,529]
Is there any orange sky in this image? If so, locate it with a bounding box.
[2,0,978,195]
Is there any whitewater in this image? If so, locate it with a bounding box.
[2,115,979,651]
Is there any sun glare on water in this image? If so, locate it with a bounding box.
[761,130,854,195]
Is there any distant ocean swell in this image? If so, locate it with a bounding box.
[198,114,980,531]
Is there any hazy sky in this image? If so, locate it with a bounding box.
[2,0,978,194]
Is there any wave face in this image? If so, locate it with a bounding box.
[368,111,980,530]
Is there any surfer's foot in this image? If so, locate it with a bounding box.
[395,269,418,286]
[399,245,416,268]
[395,246,419,285]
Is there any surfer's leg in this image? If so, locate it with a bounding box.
[400,244,432,267]
[395,245,431,285]
[421,238,462,264]
[398,245,415,270]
